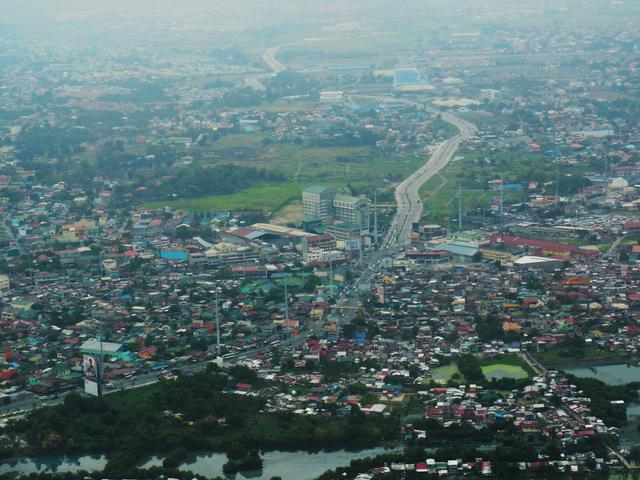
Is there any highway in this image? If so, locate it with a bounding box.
[0,62,475,418]
[245,45,284,91]
[371,98,477,247]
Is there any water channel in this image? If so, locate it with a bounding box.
[564,363,640,448]
[0,447,400,479]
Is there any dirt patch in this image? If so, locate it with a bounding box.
[271,203,304,225]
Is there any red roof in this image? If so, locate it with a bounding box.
[490,235,578,254]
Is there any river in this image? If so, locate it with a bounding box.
[0,447,399,479]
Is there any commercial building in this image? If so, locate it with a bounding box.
[333,194,370,229]
[302,186,344,222]
[302,233,337,252]
[0,274,10,297]
[327,223,364,241]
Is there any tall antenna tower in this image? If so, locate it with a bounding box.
[604,157,609,203]
[283,272,289,322]
[554,129,560,206]
[215,289,221,358]
[373,189,378,248]
[329,259,334,299]
[458,185,463,232]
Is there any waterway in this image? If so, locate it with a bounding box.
[564,364,640,385]
[0,447,399,479]
[564,363,640,448]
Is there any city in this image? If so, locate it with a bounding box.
[1,0,640,479]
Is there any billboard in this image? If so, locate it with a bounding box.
[346,239,360,251]
[84,378,99,397]
[372,284,385,304]
[83,355,98,380]
[83,354,100,397]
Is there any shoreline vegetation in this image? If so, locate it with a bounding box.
[1,367,399,477]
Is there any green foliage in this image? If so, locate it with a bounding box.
[457,354,484,384]
[118,164,285,204]
[566,375,638,427]
[163,446,189,468]
[7,370,399,474]
[223,449,263,474]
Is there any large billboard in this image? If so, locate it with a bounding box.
[84,378,99,396]
[83,355,98,380]
[372,284,385,304]
[83,354,100,397]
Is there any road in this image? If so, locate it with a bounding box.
[366,98,477,247]
[245,45,284,91]
[607,235,625,256]
[0,63,474,418]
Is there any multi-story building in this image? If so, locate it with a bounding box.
[0,274,9,298]
[327,223,364,241]
[302,248,346,263]
[302,186,343,222]
[333,194,370,229]
[301,233,337,253]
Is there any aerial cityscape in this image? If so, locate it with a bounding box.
[2,0,640,478]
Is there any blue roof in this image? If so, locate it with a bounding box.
[393,68,424,87]
[160,250,188,261]
[439,242,479,257]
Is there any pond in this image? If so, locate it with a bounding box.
[0,454,108,476]
[1,447,400,479]
[564,364,640,385]
[481,363,529,380]
[563,363,640,449]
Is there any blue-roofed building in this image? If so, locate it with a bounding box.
[159,249,189,262]
[393,68,430,91]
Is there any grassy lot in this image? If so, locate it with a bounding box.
[533,348,635,368]
[480,355,535,378]
[211,136,426,186]
[143,133,428,213]
[419,148,588,223]
[142,182,301,213]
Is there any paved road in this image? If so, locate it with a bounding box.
[262,46,284,74]
[607,235,625,256]
[245,45,284,91]
[0,63,474,418]
[366,98,477,247]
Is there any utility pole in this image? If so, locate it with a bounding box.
[604,157,609,203]
[555,162,560,206]
[329,259,334,300]
[499,184,504,233]
[554,130,560,206]
[97,334,103,398]
[373,189,378,249]
[458,185,462,232]
[215,289,221,358]
[283,272,289,322]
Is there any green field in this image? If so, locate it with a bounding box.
[143,133,429,213]
[481,363,529,380]
[533,347,634,368]
[419,149,587,223]
[143,182,302,213]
